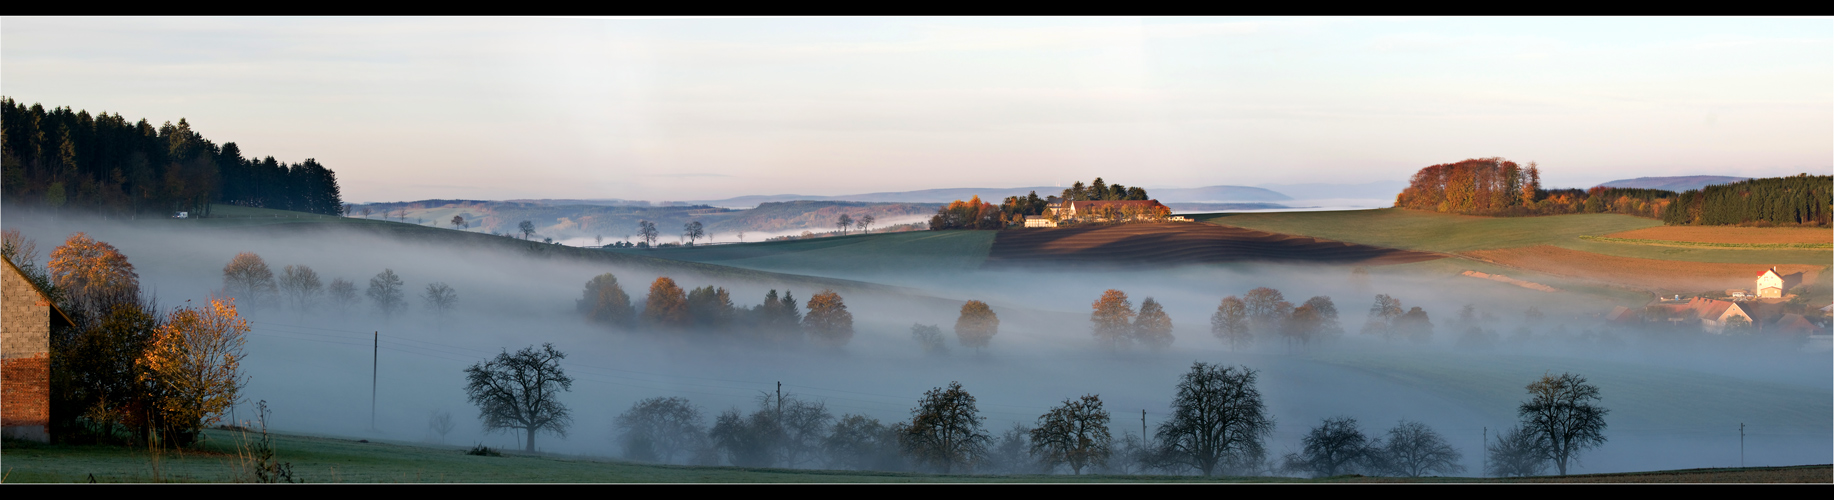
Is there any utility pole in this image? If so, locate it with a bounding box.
[371,331,378,431]
[776,381,783,422]
[1483,427,1488,476]
[1740,423,1745,467]
[1141,409,1146,441]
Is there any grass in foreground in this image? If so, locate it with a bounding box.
[3,430,1825,483]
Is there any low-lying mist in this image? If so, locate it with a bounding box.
[5,209,1827,476]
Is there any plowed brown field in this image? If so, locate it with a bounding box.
[1604,226,1832,244]
[984,223,1443,268]
[1462,245,1823,292]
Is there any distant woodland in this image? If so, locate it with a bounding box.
[1660,176,1832,227]
[1,98,344,217]
[1395,158,1829,226]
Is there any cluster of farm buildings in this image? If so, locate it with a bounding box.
[1606,268,1829,341]
[1021,197,1186,228]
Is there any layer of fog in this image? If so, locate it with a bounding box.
[551,213,935,247]
[5,209,1827,475]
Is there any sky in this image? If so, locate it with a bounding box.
[3,16,1829,203]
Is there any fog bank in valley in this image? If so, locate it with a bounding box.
[5,209,1827,475]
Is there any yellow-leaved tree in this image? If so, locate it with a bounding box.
[142,296,248,445]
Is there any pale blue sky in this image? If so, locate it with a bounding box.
[3,17,1828,202]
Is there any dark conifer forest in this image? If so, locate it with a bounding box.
[2,98,343,217]
[1661,174,1832,227]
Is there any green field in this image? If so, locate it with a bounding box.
[3,430,1823,483]
[606,231,998,276]
[1197,209,1831,266]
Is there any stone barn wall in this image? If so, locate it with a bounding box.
[3,259,52,442]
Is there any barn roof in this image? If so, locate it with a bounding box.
[3,255,75,328]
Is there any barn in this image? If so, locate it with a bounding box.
[3,256,72,443]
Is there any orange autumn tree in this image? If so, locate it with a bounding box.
[141,296,248,445]
[642,277,690,331]
[804,290,854,348]
[954,300,999,351]
[1090,290,1134,350]
[48,232,140,316]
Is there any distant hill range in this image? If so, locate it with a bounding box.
[351,199,942,243]
[1595,176,1749,192]
[681,185,1292,208]
[1255,181,1409,202]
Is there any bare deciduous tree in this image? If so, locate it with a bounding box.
[279,265,323,312]
[824,414,904,471]
[463,343,573,453]
[423,282,458,324]
[1282,416,1376,478]
[1486,425,1548,477]
[1378,420,1465,477]
[615,397,706,464]
[638,220,659,247]
[429,410,455,444]
[1155,362,1272,476]
[367,269,406,319]
[1030,394,1112,475]
[1520,372,1607,475]
[897,381,989,473]
[911,323,948,356]
[328,278,359,312]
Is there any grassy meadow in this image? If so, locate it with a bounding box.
[1196,209,1831,266]
[4,429,1824,483]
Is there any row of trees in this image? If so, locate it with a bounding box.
[1206,288,1344,351]
[220,253,458,322]
[833,214,877,235]
[1393,158,1676,218]
[462,337,1608,477]
[1091,290,1175,350]
[576,273,854,347]
[1,98,344,216]
[601,366,1268,475]
[3,230,247,447]
[1660,174,1832,226]
[1060,177,1150,203]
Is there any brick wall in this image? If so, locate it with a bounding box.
[1,354,49,427]
[3,260,53,441]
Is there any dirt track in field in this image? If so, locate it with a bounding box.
[1462,245,1823,292]
[1604,226,1832,245]
[983,223,1444,268]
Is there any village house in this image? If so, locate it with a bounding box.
[1650,296,1755,333]
[3,256,71,443]
[1753,267,1801,299]
[1048,199,1172,222]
